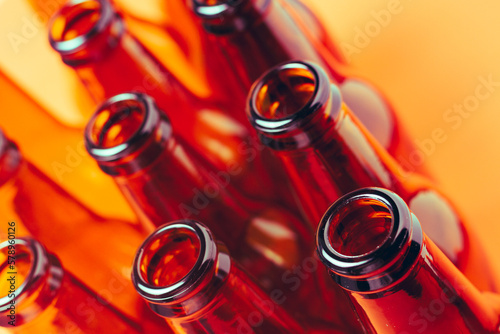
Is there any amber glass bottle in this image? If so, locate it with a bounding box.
[0,128,167,332]
[0,237,142,333]
[247,60,498,293]
[84,92,361,331]
[191,0,416,165]
[131,220,307,333]
[317,188,500,334]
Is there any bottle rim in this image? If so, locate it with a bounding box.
[48,0,123,63]
[316,187,423,292]
[247,61,341,149]
[132,220,229,305]
[84,92,169,163]
[191,0,244,18]
[0,237,63,326]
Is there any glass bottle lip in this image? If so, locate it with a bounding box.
[0,238,63,326]
[85,92,171,164]
[191,0,245,19]
[48,0,123,64]
[316,188,423,292]
[191,0,271,34]
[132,220,229,305]
[247,61,341,150]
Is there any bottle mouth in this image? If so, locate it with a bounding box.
[0,238,63,326]
[328,195,393,258]
[85,92,172,174]
[132,220,230,308]
[316,188,423,292]
[191,0,243,18]
[247,61,341,149]
[48,0,122,65]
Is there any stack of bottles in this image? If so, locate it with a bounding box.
[1,0,500,333]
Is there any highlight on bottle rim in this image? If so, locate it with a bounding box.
[247,60,342,149]
[131,220,229,305]
[0,237,62,326]
[85,92,170,163]
[316,187,423,292]
[48,0,123,63]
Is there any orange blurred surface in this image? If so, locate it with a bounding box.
[1,0,500,282]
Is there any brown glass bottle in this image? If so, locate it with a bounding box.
[317,188,500,334]
[48,0,279,203]
[247,60,498,293]
[0,237,142,333]
[191,0,416,166]
[131,220,309,333]
[0,128,168,332]
[84,92,361,331]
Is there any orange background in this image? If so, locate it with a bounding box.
[1,0,500,279]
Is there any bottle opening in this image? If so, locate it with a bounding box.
[132,220,224,305]
[253,63,317,120]
[48,0,120,62]
[49,0,102,43]
[317,188,423,292]
[85,92,168,166]
[328,197,393,257]
[87,96,147,149]
[139,226,201,288]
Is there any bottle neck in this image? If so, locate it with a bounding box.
[317,188,500,333]
[248,61,404,225]
[0,238,64,327]
[132,221,232,318]
[192,0,336,88]
[48,0,124,67]
[49,0,181,105]
[85,93,251,244]
[132,220,303,333]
